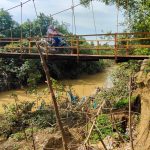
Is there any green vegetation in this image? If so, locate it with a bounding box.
[91,114,112,142]
[95,61,140,107]
[114,96,136,109]
[0,100,56,138]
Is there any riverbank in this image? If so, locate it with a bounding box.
[1,60,149,150]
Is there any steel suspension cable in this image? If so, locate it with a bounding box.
[32,0,43,37]
[116,0,119,33]
[20,2,23,39]
[126,0,130,32]
[5,0,32,11]
[1,0,32,34]
[52,3,81,17]
[71,0,77,35]
[1,1,81,35]
[20,2,23,53]
[91,0,98,39]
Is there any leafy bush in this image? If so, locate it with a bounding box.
[114,96,136,109]
[30,110,56,128]
[11,132,25,141]
[114,98,129,109]
[134,48,150,55]
[0,101,35,138]
[4,40,29,47]
[91,114,112,142]
[0,100,56,138]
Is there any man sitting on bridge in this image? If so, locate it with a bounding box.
[47,25,62,47]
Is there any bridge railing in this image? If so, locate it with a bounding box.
[0,32,150,59]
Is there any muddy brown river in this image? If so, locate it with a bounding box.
[0,66,115,113]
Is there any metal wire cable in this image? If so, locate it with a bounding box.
[72,0,77,35]
[51,3,81,17]
[1,0,32,34]
[20,2,23,54]
[0,2,82,34]
[116,0,120,33]
[126,0,129,32]
[32,0,38,18]
[5,0,32,11]
[20,2,23,39]
[91,0,97,39]
[32,0,43,37]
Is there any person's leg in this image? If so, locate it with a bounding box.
[51,37,56,46]
[54,37,61,47]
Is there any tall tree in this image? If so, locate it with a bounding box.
[0,9,19,37]
[81,0,149,32]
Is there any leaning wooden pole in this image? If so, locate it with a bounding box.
[36,42,68,150]
[84,100,105,145]
[129,76,134,150]
[94,124,108,150]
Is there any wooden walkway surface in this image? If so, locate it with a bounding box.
[0,52,149,61]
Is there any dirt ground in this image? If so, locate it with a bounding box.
[134,88,150,150]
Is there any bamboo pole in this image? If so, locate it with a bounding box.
[76,35,79,62]
[36,42,68,150]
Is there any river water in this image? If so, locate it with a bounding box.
[0,66,114,113]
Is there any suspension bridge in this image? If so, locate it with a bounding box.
[0,0,150,61]
[0,32,150,61]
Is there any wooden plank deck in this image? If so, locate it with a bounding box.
[0,52,149,61]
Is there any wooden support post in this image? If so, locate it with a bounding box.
[10,28,13,53]
[36,42,68,150]
[126,34,129,56]
[97,40,100,55]
[29,40,31,53]
[70,36,73,54]
[129,76,134,150]
[76,35,79,62]
[71,36,73,47]
[45,43,49,60]
[114,33,118,62]
[20,39,23,54]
